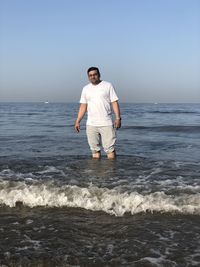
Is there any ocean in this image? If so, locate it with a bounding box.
[0,102,199,267]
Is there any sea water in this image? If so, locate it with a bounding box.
[0,102,200,266]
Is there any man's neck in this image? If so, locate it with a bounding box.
[91,80,102,85]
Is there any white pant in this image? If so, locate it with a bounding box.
[86,125,116,153]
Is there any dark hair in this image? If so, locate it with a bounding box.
[87,67,100,76]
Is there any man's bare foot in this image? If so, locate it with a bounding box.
[107,151,116,159]
[92,152,101,159]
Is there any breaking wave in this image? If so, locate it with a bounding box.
[0,180,199,216]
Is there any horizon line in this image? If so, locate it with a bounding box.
[0,101,199,104]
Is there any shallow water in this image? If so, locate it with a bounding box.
[1,205,200,267]
[0,102,200,266]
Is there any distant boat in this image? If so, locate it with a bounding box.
[154,102,158,105]
[44,101,49,104]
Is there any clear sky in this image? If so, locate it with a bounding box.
[0,0,200,103]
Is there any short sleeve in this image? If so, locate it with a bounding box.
[79,88,87,104]
[109,84,119,102]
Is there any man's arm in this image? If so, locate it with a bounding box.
[111,101,121,129]
[74,103,87,132]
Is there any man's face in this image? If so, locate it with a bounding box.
[88,70,100,85]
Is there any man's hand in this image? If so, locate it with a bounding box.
[114,118,121,129]
[74,104,87,133]
[74,120,80,133]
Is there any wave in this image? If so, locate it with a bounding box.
[150,110,199,114]
[0,181,199,216]
[122,125,200,133]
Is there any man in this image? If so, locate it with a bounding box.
[74,67,121,159]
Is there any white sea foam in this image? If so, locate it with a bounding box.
[0,168,36,180]
[0,180,200,216]
[136,256,177,266]
[36,166,63,174]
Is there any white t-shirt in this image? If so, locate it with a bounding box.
[80,80,119,126]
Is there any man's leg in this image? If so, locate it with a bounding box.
[99,126,116,159]
[86,125,101,159]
